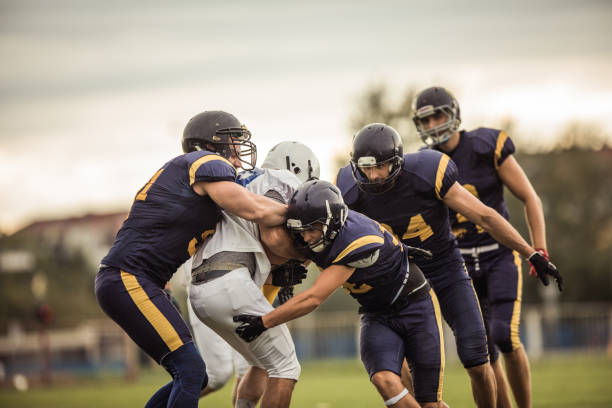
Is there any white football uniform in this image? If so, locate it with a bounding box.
[181,259,249,391]
[189,168,301,380]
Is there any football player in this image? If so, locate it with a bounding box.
[95,111,287,408]
[188,141,320,408]
[234,180,450,408]
[334,122,562,408]
[413,86,556,408]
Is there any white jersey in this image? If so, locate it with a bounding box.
[192,168,300,287]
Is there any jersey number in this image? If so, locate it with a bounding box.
[343,282,373,294]
[455,184,484,234]
[135,168,165,201]
[133,167,215,256]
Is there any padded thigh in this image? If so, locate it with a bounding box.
[436,279,489,368]
[95,267,193,363]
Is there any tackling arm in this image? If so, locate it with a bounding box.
[261,264,355,328]
[193,180,287,227]
[233,264,355,341]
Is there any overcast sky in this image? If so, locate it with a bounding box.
[1,0,611,233]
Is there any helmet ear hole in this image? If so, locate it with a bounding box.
[262,142,320,183]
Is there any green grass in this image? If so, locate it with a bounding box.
[1,354,611,407]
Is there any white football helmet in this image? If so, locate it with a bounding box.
[262,141,320,183]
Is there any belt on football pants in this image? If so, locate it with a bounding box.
[191,251,256,285]
[358,279,431,314]
[458,243,500,272]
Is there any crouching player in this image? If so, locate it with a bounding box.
[234,180,449,408]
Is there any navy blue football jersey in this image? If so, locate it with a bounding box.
[336,150,459,268]
[102,150,236,284]
[433,128,515,248]
[309,210,426,310]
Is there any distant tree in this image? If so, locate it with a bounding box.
[333,84,420,175]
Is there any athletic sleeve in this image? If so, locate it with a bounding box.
[330,234,385,267]
[335,165,360,207]
[188,153,236,186]
[493,130,515,170]
[413,150,458,201]
[471,128,516,170]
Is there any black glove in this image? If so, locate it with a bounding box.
[234,314,267,342]
[528,252,563,292]
[276,286,294,305]
[270,260,308,287]
[405,245,433,260]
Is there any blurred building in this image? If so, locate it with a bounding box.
[11,212,127,271]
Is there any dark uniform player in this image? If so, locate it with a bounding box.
[413,86,559,408]
[95,111,288,408]
[232,180,449,408]
[335,123,562,408]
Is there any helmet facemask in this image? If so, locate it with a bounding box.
[413,103,460,147]
[208,126,257,170]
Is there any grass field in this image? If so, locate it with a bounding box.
[1,354,611,407]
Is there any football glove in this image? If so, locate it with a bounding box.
[528,251,563,292]
[529,248,548,277]
[276,286,294,305]
[234,314,267,342]
[271,260,308,287]
[405,245,433,260]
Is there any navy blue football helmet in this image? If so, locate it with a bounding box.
[286,180,348,253]
[350,123,404,194]
[182,110,257,169]
[412,87,461,147]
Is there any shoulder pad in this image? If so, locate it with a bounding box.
[335,165,360,206]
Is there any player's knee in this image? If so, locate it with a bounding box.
[162,343,208,394]
[205,362,234,391]
[456,329,489,368]
[371,370,403,397]
[267,355,301,380]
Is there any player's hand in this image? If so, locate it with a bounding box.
[276,286,294,305]
[234,314,267,342]
[529,248,548,277]
[271,260,308,287]
[528,252,563,291]
[405,245,433,260]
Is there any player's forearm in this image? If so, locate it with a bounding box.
[523,194,547,250]
[248,194,288,227]
[260,226,307,261]
[262,291,320,328]
[479,208,533,258]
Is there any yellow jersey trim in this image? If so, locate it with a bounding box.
[434,154,450,200]
[189,154,233,186]
[333,235,384,264]
[494,131,509,170]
